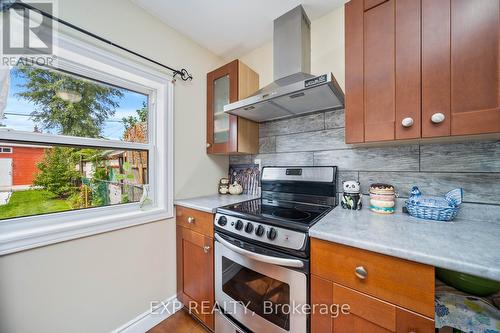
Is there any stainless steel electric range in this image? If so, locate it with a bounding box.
[213,166,337,333]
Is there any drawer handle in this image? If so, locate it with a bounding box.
[203,245,211,254]
[401,117,414,127]
[431,112,445,124]
[187,216,195,224]
[355,266,368,280]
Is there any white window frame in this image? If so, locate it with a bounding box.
[0,32,174,255]
[0,147,13,153]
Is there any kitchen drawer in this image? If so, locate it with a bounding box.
[334,283,396,331]
[311,238,435,318]
[175,206,214,237]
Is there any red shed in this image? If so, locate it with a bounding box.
[0,144,47,191]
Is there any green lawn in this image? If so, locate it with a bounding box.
[0,190,72,220]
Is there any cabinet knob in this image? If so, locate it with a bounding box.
[187,216,195,224]
[431,112,445,124]
[355,266,368,280]
[401,117,414,127]
[203,245,211,253]
[206,143,212,148]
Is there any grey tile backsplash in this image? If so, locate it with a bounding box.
[230,109,500,207]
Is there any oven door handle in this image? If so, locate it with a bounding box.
[215,234,304,268]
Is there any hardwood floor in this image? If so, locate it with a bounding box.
[147,309,211,333]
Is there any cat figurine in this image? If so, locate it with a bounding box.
[341,180,362,210]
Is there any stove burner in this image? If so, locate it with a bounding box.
[271,207,312,221]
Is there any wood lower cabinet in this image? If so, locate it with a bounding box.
[176,206,214,330]
[345,0,500,143]
[207,60,259,155]
[311,239,435,333]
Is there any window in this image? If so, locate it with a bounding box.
[3,64,149,143]
[0,32,173,255]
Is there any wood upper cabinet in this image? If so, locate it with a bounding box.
[363,0,396,142]
[423,0,500,137]
[345,0,365,143]
[311,239,435,333]
[206,60,259,154]
[345,0,421,143]
[176,206,214,330]
[345,0,500,143]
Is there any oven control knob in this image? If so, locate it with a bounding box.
[267,228,277,240]
[235,220,244,230]
[244,222,254,233]
[255,225,265,237]
[217,216,227,226]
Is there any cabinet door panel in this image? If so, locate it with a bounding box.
[207,60,238,154]
[396,308,434,333]
[364,0,395,142]
[334,284,396,332]
[395,0,421,140]
[450,0,500,135]
[345,0,365,143]
[177,226,214,330]
[335,313,393,333]
[311,275,333,333]
[364,0,389,11]
[422,0,451,137]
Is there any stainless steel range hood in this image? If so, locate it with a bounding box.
[224,5,344,123]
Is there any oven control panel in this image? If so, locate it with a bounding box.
[214,213,306,251]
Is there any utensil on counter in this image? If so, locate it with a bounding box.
[228,164,260,195]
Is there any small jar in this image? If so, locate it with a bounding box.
[369,183,395,214]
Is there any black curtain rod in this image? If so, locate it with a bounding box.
[6,1,193,81]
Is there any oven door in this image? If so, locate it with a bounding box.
[215,233,307,333]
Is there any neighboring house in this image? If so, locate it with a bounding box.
[0,144,47,191]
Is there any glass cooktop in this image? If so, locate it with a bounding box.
[219,198,332,228]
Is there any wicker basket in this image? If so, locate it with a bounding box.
[405,202,459,222]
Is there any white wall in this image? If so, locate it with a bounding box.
[0,0,228,332]
[241,6,345,91]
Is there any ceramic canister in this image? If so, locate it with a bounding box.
[369,183,395,214]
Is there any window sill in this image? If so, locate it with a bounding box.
[0,207,173,256]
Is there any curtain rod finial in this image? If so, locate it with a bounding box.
[173,68,193,81]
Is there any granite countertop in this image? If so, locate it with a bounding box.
[174,194,258,213]
[309,207,500,281]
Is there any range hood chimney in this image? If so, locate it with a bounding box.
[273,5,311,81]
[224,5,344,123]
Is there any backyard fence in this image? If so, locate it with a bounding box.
[81,178,143,206]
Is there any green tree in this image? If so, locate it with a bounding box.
[14,66,123,138]
[122,101,147,132]
[34,147,80,198]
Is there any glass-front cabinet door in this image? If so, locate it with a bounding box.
[207,60,239,154]
[213,75,230,144]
